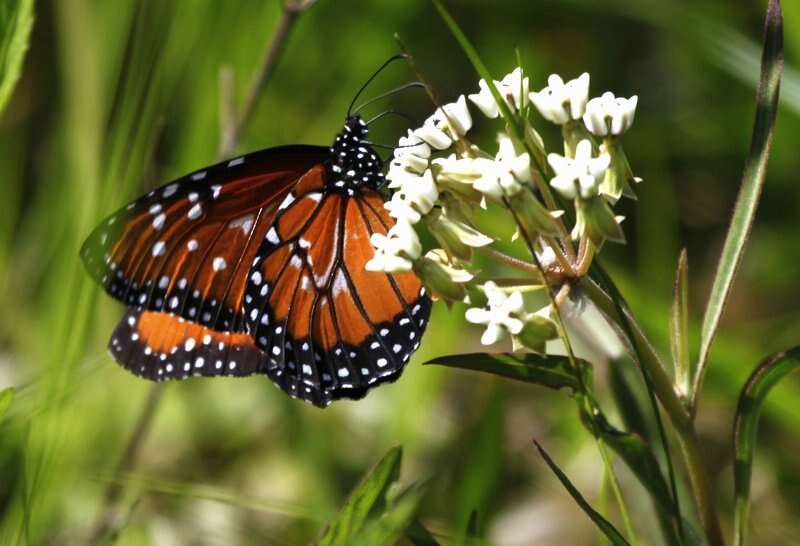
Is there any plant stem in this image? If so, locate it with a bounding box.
[219,0,316,157]
[580,277,725,546]
[506,200,637,544]
[86,385,164,544]
[86,4,313,543]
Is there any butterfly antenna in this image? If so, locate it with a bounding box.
[351,81,425,116]
[365,109,414,126]
[347,53,409,117]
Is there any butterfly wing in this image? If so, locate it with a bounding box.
[241,170,431,406]
[110,308,268,380]
[81,145,329,334]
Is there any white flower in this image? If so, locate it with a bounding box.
[495,133,532,187]
[365,220,421,273]
[413,95,473,150]
[583,91,638,136]
[384,169,438,224]
[465,282,526,345]
[468,67,530,119]
[384,191,422,224]
[529,73,590,125]
[548,140,610,199]
[437,95,473,137]
[388,131,430,178]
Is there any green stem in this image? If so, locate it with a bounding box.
[580,277,725,546]
[506,201,637,545]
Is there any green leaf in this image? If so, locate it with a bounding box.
[582,407,702,545]
[533,440,631,546]
[693,0,783,407]
[0,388,13,423]
[670,249,691,398]
[344,483,426,546]
[316,446,403,546]
[0,0,34,114]
[425,352,585,393]
[733,346,800,546]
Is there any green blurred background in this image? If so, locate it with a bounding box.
[0,0,798,544]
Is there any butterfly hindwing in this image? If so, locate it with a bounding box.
[110,309,267,380]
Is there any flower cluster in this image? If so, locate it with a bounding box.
[366,66,640,349]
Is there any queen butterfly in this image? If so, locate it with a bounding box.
[81,112,432,407]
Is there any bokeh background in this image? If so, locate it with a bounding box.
[0,0,799,544]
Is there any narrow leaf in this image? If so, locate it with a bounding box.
[317,446,403,546]
[670,249,691,398]
[425,352,584,393]
[0,387,13,423]
[534,440,631,546]
[694,0,783,406]
[733,346,800,546]
[344,483,426,546]
[0,0,34,114]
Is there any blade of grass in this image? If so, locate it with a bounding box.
[0,0,34,114]
[533,440,632,546]
[316,446,403,546]
[671,249,691,399]
[405,519,441,546]
[0,388,13,424]
[733,346,800,546]
[344,483,426,546]
[693,0,784,410]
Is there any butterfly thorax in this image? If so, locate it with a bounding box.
[326,116,384,194]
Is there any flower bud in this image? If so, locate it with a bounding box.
[423,208,493,262]
[509,188,562,239]
[598,138,638,203]
[413,249,472,305]
[572,194,626,246]
[514,307,558,352]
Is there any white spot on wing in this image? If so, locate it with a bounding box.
[152,241,166,257]
[212,257,227,271]
[228,157,244,167]
[163,183,178,198]
[188,203,202,220]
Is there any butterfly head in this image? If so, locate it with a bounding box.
[327,116,385,193]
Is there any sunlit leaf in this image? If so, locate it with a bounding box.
[0,388,13,424]
[425,352,584,393]
[534,440,631,546]
[733,346,800,546]
[317,446,403,546]
[0,0,34,114]
[694,0,784,406]
[344,483,426,546]
[670,249,691,398]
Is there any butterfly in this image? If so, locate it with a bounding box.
[80,113,431,407]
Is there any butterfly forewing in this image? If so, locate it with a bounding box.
[243,179,431,405]
[81,146,328,333]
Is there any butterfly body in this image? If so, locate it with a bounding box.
[82,116,430,407]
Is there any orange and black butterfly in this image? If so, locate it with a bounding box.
[80,110,431,407]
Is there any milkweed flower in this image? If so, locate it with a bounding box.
[365,220,421,273]
[548,140,610,200]
[583,92,638,137]
[529,73,591,125]
[468,67,530,119]
[465,282,526,345]
[384,169,439,225]
[388,131,430,179]
[414,95,473,149]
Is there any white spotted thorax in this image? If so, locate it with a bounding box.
[327,116,385,194]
